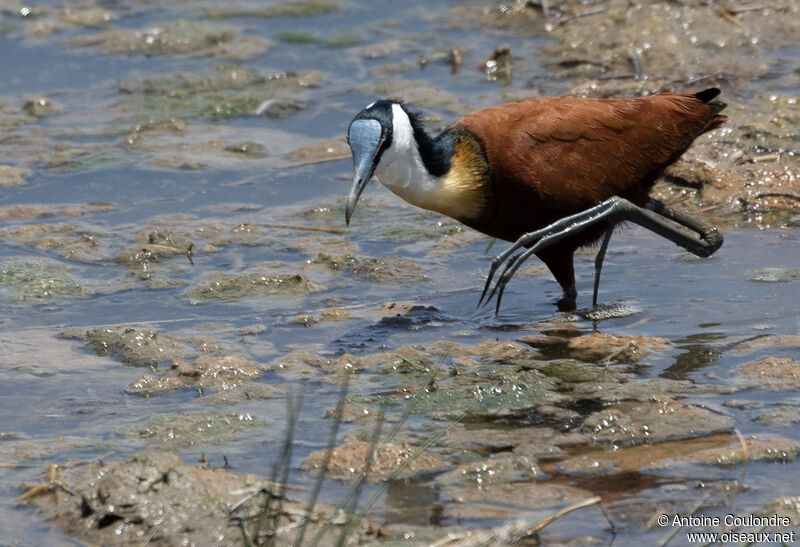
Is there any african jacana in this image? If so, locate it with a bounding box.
[345,89,725,312]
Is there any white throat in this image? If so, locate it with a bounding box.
[373,104,443,211]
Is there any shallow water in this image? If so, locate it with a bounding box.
[1,0,799,544]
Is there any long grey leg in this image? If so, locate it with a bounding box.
[478,200,621,307]
[593,226,614,307]
[478,196,724,313]
[563,199,718,309]
[646,197,724,255]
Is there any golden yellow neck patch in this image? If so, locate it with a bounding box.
[434,133,491,222]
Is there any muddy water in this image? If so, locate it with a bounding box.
[1,0,799,544]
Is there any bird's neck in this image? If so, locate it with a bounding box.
[375,104,488,223]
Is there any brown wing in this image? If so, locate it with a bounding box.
[455,92,724,240]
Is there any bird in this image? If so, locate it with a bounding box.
[344,89,726,312]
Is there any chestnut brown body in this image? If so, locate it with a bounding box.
[453,90,726,293]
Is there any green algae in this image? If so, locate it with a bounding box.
[370,366,557,416]
[0,202,114,222]
[0,223,112,263]
[0,258,92,303]
[378,220,463,242]
[313,252,360,273]
[60,326,185,368]
[185,271,315,301]
[204,97,261,119]
[0,436,97,462]
[438,455,544,488]
[371,63,414,75]
[351,256,428,283]
[147,229,193,250]
[275,30,319,43]
[33,146,128,173]
[199,383,276,404]
[71,20,271,59]
[115,246,186,266]
[203,0,341,19]
[324,28,367,48]
[361,79,467,112]
[754,406,800,427]
[123,411,261,448]
[223,141,267,157]
[116,230,193,267]
[119,65,320,122]
[127,355,262,395]
[286,140,350,167]
[439,481,592,517]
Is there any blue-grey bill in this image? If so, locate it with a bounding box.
[346,119,383,226]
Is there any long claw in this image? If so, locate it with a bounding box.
[494,278,507,315]
[492,246,540,312]
[480,254,520,309]
[477,232,541,307]
[477,259,501,308]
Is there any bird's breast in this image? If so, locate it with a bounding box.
[436,134,492,222]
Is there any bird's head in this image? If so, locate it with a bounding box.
[345,100,397,226]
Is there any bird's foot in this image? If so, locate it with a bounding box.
[478,253,522,313]
[556,298,577,312]
[556,287,577,311]
[477,200,627,314]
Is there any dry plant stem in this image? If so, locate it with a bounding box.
[717,9,749,30]
[730,427,749,510]
[273,387,307,542]
[310,376,432,546]
[734,427,749,467]
[293,376,349,547]
[343,411,387,515]
[240,384,305,546]
[524,496,602,536]
[441,496,603,546]
[334,407,473,547]
[334,413,386,546]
